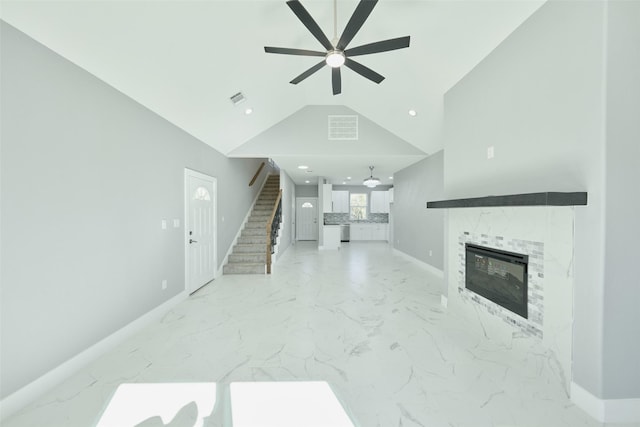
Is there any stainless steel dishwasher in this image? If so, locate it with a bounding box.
[340,224,350,242]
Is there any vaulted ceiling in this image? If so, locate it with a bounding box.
[1,0,545,185]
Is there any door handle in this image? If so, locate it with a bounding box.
[189,239,198,244]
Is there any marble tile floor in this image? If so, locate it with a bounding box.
[3,242,635,427]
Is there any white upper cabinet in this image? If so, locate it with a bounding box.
[322,184,333,213]
[370,191,390,213]
[332,190,349,213]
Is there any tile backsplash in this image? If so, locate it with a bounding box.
[324,213,389,224]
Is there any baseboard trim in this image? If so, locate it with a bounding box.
[0,291,189,422]
[571,381,640,423]
[392,248,445,279]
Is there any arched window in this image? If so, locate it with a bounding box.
[193,186,211,201]
[301,202,313,208]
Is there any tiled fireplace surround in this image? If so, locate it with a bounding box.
[447,206,575,394]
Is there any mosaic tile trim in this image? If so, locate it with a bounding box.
[324,213,389,224]
[457,232,544,338]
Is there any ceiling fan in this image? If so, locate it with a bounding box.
[264,0,410,95]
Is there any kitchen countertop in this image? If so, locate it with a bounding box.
[324,222,389,225]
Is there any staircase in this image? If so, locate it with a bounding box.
[223,175,281,275]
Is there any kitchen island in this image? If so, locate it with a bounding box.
[322,225,341,250]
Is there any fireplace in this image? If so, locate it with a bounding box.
[465,243,529,319]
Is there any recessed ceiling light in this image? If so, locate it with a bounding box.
[245,108,253,115]
[346,177,351,180]
[342,181,346,184]
[305,180,310,183]
[298,165,309,170]
[389,176,393,180]
[408,109,417,117]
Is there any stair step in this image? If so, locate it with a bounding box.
[238,235,267,244]
[250,212,271,219]
[245,221,267,229]
[223,263,265,275]
[229,253,265,263]
[242,228,265,237]
[233,244,265,253]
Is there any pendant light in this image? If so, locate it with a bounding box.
[363,166,381,188]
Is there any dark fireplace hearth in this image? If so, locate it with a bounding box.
[465,243,529,318]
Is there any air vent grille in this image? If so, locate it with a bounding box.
[230,92,245,105]
[328,115,358,140]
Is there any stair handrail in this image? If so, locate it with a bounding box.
[266,189,283,274]
[249,162,266,187]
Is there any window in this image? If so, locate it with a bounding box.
[350,193,367,220]
[193,186,211,201]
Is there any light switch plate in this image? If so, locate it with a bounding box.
[173,219,180,228]
[487,146,495,159]
[161,220,167,230]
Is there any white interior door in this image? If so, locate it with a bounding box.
[185,170,217,294]
[296,197,318,241]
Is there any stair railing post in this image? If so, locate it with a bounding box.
[266,189,283,274]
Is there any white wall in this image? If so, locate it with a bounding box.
[0,22,264,398]
[295,185,318,198]
[444,0,609,398]
[229,105,424,158]
[393,151,445,275]
[602,0,640,398]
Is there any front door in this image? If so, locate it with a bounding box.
[296,197,318,241]
[185,170,217,294]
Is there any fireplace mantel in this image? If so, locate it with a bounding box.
[427,192,587,209]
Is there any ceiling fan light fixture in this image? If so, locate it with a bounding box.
[363,166,381,188]
[325,50,345,68]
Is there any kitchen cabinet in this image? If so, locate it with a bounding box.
[372,224,388,241]
[350,224,371,241]
[388,188,394,203]
[370,191,390,213]
[332,190,349,213]
[350,223,388,241]
[322,184,333,213]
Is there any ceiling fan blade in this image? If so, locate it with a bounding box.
[265,46,326,57]
[287,0,334,51]
[344,58,384,84]
[345,36,410,57]
[290,60,326,84]
[332,67,342,95]
[336,0,378,51]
